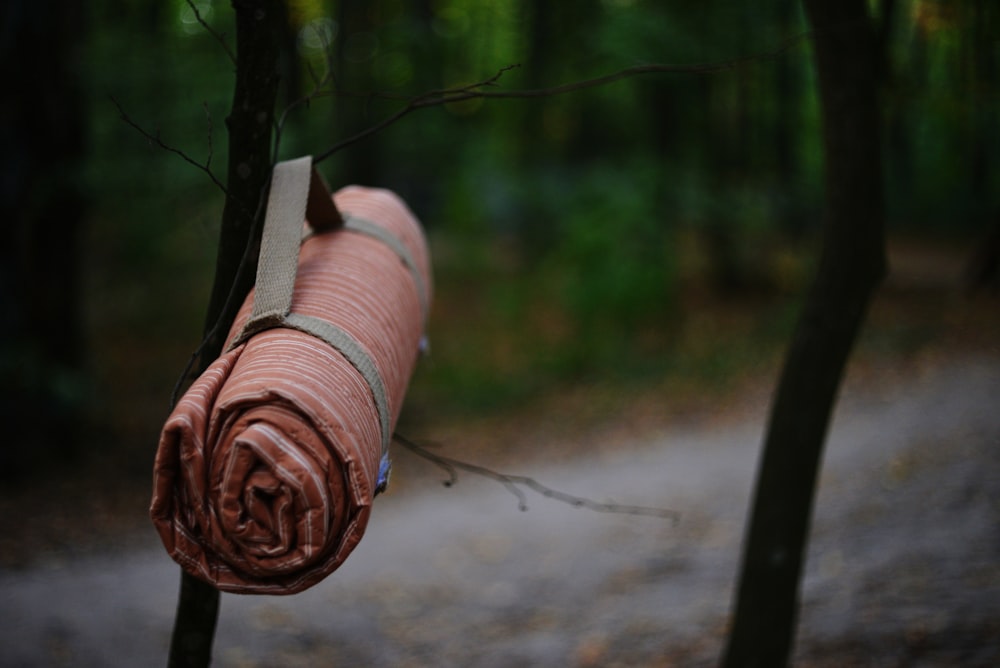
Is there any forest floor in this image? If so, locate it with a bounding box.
[0,241,998,667]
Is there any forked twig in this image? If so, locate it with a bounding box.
[110,94,228,196]
[185,0,236,66]
[394,433,680,523]
[315,28,813,163]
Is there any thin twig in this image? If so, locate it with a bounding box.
[314,29,812,164]
[394,434,680,523]
[110,94,229,196]
[112,92,265,408]
[186,0,236,66]
[273,21,339,161]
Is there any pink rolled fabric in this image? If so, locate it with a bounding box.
[150,183,431,595]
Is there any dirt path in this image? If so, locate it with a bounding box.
[1,355,998,667]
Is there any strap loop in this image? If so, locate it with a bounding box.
[228,156,396,484]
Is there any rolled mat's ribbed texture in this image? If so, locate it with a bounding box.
[150,185,432,595]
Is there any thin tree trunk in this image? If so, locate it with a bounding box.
[720,1,886,666]
[167,1,282,666]
[774,0,805,238]
[333,0,380,186]
[199,0,283,357]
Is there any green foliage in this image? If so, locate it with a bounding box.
[535,160,676,350]
[79,0,999,418]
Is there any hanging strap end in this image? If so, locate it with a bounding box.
[307,164,343,232]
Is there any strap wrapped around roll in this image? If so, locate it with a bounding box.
[150,169,432,595]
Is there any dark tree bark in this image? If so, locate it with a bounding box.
[167,1,283,666]
[0,0,88,477]
[720,1,887,666]
[199,0,283,358]
[963,0,997,225]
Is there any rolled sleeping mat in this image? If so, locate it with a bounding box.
[150,157,432,594]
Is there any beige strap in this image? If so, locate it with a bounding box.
[229,156,392,457]
[283,313,391,451]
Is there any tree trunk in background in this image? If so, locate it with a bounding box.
[278,0,303,111]
[773,0,807,238]
[333,0,381,186]
[519,0,602,257]
[963,0,997,225]
[517,0,560,256]
[703,7,753,296]
[0,0,88,477]
[720,1,886,665]
[196,0,283,367]
[964,0,1000,294]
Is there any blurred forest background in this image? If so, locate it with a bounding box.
[1,0,998,481]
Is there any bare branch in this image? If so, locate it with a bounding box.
[273,22,339,161]
[394,434,680,523]
[315,30,811,164]
[186,0,236,66]
[313,65,522,163]
[110,94,228,196]
[112,94,269,397]
[111,97,268,408]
